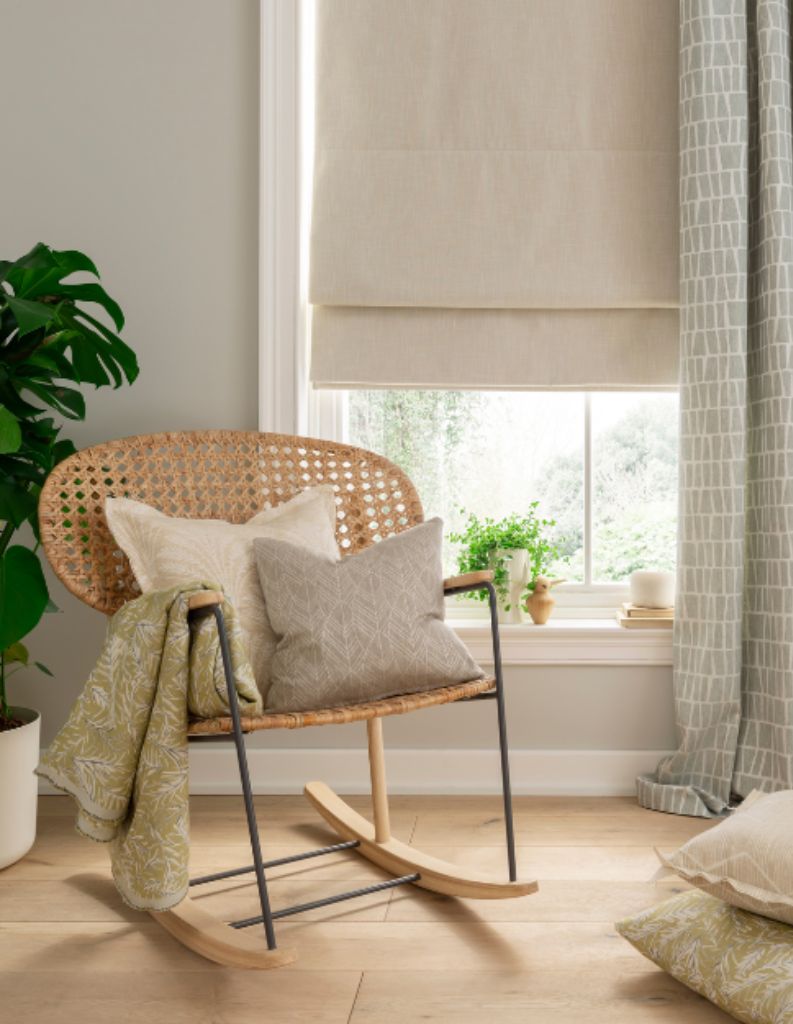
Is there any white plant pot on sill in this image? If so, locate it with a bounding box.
[495,548,529,625]
[0,707,40,869]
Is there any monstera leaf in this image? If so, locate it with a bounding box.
[0,406,21,454]
[0,243,139,720]
[0,546,49,651]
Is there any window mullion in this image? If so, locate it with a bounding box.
[584,392,593,586]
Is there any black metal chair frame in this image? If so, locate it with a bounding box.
[188,577,515,950]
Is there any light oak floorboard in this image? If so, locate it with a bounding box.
[0,969,362,1024]
[1,795,733,1023]
[5,841,670,883]
[403,844,668,881]
[385,878,693,922]
[272,919,652,973]
[0,920,655,974]
[351,969,732,1023]
[36,808,417,851]
[0,841,389,882]
[410,810,713,847]
[0,875,392,923]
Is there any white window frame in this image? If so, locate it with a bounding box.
[259,0,345,442]
[257,0,672,654]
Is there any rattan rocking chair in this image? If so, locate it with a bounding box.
[39,430,536,969]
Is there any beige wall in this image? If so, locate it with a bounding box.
[2,0,677,763]
[2,0,260,741]
[1,0,260,444]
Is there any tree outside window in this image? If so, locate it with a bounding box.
[347,390,678,584]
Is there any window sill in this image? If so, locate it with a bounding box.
[450,618,673,667]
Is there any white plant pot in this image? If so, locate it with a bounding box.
[0,707,40,869]
[496,548,529,625]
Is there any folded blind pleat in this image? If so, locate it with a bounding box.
[310,0,679,390]
[311,307,679,391]
[311,150,678,310]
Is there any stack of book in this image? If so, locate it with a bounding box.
[617,603,674,629]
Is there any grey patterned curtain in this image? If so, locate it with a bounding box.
[638,0,793,817]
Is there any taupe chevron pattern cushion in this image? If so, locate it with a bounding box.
[105,487,340,702]
[663,790,793,926]
[254,518,485,713]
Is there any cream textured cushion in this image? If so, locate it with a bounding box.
[617,890,793,1024]
[662,789,793,926]
[254,517,485,713]
[105,487,340,702]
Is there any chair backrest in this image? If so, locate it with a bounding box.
[39,430,423,615]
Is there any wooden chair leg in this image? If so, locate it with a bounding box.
[304,715,537,901]
[367,718,391,843]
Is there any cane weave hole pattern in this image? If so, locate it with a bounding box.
[39,431,424,616]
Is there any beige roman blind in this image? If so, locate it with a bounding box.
[309,0,679,390]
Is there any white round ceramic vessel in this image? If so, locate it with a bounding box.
[0,707,40,869]
[629,571,675,609]
[495,548,529,624]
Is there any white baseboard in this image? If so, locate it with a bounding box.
[181,746,669,797]
[38,747,669,798]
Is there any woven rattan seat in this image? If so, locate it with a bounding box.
[188,678,495,735]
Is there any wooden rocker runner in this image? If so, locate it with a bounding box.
[39,430,537,970]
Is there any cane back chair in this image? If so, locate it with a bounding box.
[39,430,536,969]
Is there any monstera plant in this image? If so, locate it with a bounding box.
[0,243,138,866]
[0,243,138,729]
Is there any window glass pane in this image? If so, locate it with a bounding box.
[591,392,678,583]
[347,390,585,579]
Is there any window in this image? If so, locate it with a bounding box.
[339,390,678,597]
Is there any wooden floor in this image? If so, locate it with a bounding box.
[0,794,733,1023]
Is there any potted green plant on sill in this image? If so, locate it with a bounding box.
[0,243,138,868]
[449,504,563,624]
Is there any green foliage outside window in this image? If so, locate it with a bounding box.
[347,389,678,584]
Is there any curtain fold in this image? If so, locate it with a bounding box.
[309,0,679,390]
[638,0,793,817]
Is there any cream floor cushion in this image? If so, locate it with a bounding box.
[662,789,793,926]
[105,487,339,702]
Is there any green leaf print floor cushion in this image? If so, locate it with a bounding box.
[617,889,793,1024]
